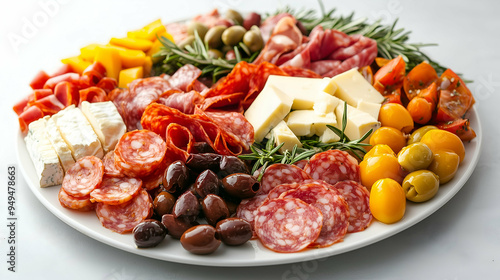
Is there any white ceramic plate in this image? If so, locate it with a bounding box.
[17,108,482,267]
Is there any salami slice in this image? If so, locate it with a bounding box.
[280,183,350,247]
[90,176,142,205]
[258,163,310,195]
[254,198,323,253]
[58,187,95,212]
[62,156,104,198]
[332,180,372,233]
[103,151,122,177]
[293,159,308,170]
[266,183,299,200]
[114,130,167,178]
[96,188,152,233]
[303,149,360,185]
[236,194,268,233]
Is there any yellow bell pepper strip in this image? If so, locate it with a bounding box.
[79,43,103,61]
[118,66,143,88]
[60,56,92,74]
[127,19,167,41]
[93,46,121,80]
[105,45,146,68]
[110,37,153,52]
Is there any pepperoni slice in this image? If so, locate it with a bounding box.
[254,198,323,253]
[58,187,95,212]
[303,150,360,185]
[103,151,122,177]
[332,180,372,233]
[90,176,142,205]
[62,156,104,198]
[236,194,268,234]
[280,183,350,247]
[266,183,299,200]
[114,130,167,178]
[96,189,152,233]
[258,163,311,195]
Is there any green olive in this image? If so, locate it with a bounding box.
[225,9,243,25]
[402,170,440,202]
[243,29,264,52]
[177,35,195,49]
[428,150,460,184]
[397,142,433,172]
[187,21,209,39]
[207,48,223,59]
[204,25,227,49]
[407,125,438,145]
[221,25,246,47]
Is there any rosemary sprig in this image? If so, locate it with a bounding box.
[269,3,447,74]
[238,102,372,178]
[155,32,259,82]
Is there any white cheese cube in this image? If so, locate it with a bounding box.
[52,105,104,160]
[319,127,341,143]
[244,85,293,142]
[335,101,380,142]
[356,100,382,120]
[80,101,126,153]
[24,118,64,188]
[265,75,337,110]
[331,69,384,107]
[313,94,341,116]
[286,110,337,136]
[44,116,75,173]
[269,120,302,153]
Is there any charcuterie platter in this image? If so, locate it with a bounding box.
[14,5,481,266]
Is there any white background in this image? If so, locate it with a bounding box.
[1,0,499,279]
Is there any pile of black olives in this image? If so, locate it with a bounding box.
[133,153,257,254]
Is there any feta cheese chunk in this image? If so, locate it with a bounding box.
[331,69,384,107]
[244,85,293,142]
[44,116,75,173]
[356,100,382,120]
[266,75,337,110]
[269,120,302,153]
[52,105,104,160]
[80,101,126,153]
[286,110,337,136]
[335,101,380,142]
[24,118,64,188]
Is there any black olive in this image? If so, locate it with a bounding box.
[133,219,167,248]
[202,194,230,226]
[172,191,200,220]
[194,169,220,198]
[153,191,176,217]
[161,214,199,239]
[221,173,260,198]
[162,160,189,194]
[215,218,252,246]
[180,224,221,255]
[186,153,221,172]
[218,156,249,178]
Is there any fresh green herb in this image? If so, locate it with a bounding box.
[239,102,372,178]
[269,3,447,74]
[154,32,259,82]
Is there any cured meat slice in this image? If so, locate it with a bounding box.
[258,163,310,195]
[96,77,117,94]
[96,188,152,233]
[114,130,167,177]
[293,159,308,170]
[200,92,245,111]
[254,198,323,253]
[164,123,195,162]
[280,65,321,78]
[62,156,104,198]
[90,176,142,205]
[332,180,372,233]
[103,151,122,177]
[157,89,203,114]
[203,61,258,98]
[58,187,95,212]
[280,183,350,247]
[139,155,171,191]
[304,149,360,185]
[167,64,203,92]
[78,87,108,106]
[266,183,299,200]
[236,194,268,232]
[80,62,106,88]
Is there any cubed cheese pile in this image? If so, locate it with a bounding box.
[244,69,383,153]
[25,101,126,187]
[60,19,173,88]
